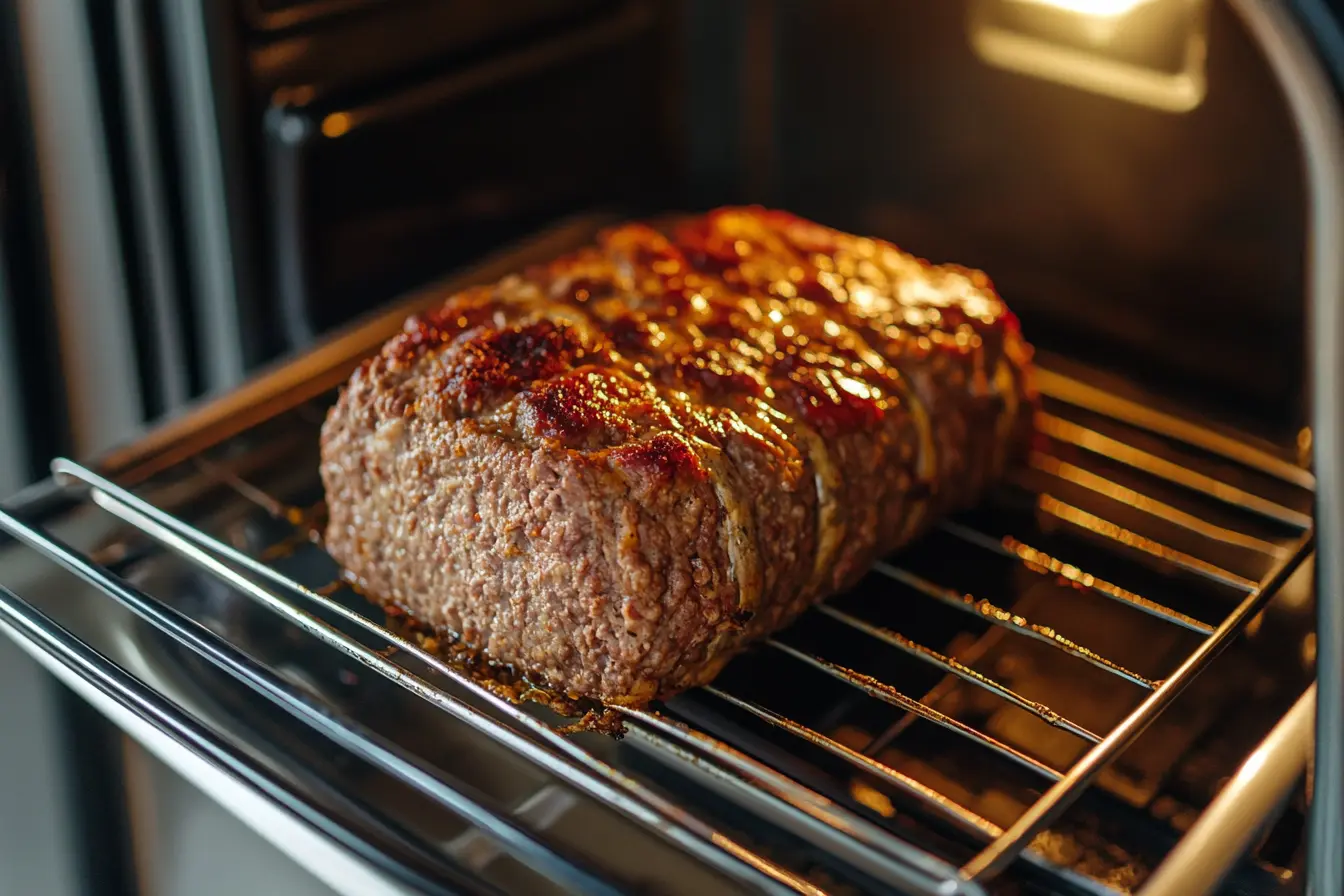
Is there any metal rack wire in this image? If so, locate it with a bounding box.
[0,363,1315,894]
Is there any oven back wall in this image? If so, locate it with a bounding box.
[752,0,1307,439]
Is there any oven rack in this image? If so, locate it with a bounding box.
[0,362,1315,895]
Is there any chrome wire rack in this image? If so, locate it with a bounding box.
[0,353,1314,895]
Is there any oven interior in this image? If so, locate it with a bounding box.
[5,0,1323,893]
[103,0,1308,435]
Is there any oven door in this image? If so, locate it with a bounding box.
[2,3,356,893]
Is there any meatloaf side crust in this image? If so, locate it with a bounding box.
[320,207,1037,705]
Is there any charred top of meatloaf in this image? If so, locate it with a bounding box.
[349,206,1030,480]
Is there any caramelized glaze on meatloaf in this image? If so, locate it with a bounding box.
[320,207,1037,705]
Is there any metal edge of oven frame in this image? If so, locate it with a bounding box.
[0,1,1340,893]
[1240,3,1344,896]
[1043,3,1344,893]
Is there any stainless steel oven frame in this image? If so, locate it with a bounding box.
[1,1,1342,894]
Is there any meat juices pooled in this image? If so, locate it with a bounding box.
[320,207,1037,705]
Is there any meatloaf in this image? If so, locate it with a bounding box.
[320,207,1037,706]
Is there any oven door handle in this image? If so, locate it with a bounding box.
[1140,683,1315,896]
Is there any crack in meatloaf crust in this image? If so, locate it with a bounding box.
[320,207,1037,705]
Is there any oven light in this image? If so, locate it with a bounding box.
[1010,0,1158,17]
[968,0,1210,113]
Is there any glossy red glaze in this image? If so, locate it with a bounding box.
[786,367,887,436]
[436,320,592,414]
[521,368,643,443]
[397,206,1024,455]
[609,432,706,483]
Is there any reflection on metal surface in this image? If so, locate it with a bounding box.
[873,561,1158,687]
[814,605,1103,743]
[708,834,827,896]
[1036,495,1261,592]
[941,521,1216,634]
[960,527,1311,880]
[1034,413,1312,530]
[765,639,1063,778]
[614,708,985,894]
[1140,686,1315,896]
[1034,370,1315,490]
[701,686,1005,841]
[848,781,897,819]
[1025,452,1290,558]
[320,113,352,139]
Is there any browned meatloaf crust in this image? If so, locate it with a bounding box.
[320,207,1037,705]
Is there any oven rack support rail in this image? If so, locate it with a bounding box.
[0,344,1318,896]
